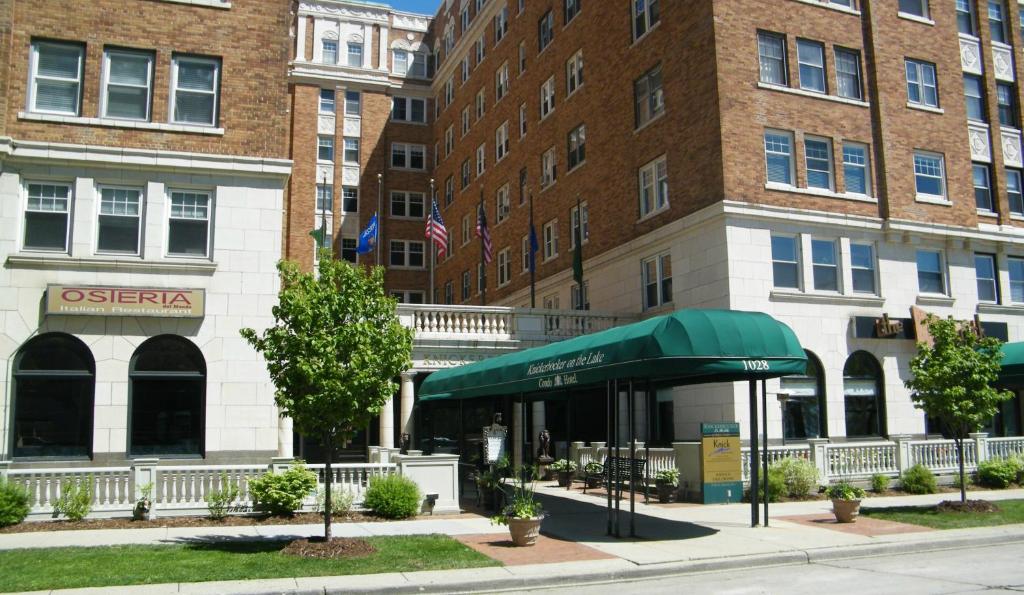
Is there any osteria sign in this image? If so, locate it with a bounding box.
[46,285,205,318]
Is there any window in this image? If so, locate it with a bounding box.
[916,249,945,294]
[496,62,509,100]
[964,75,987,121]
[543,219,559,260]
[850,243,876,294]
[461,270,471,301]
[171,55,219,126]
[444,77,454,105]
[521,235,531,272]
[519,41,527,74]
[540,76,555,118]
[905,59,938,108]
[842,142,870,195]
[957,0,977,35]
[317,183,333,212]
[460,56,469,84]
[976,253,999,302]
[633,0,660,39]
[634,64,664,127]
[445,176,454,207]
[519,103,528,137]
[495,6,509,42]
[541,147,557,187]
[642,254,672,309]
[639,155,668,216]
[834,48,862,100]
[757,32,787,86]
[476,143,486,176]
[804,137,834,191]
[780,351,827,440]
[322,40,338,64]
[444,281,454,305]
[997,82,1017,128]
[1009,169,1024,214]
[461,159,471,189]
[344,138,360,163]
[1010,257,1024,302]
[391,97,425,123]
[391,143,425,170]
[914,152,945,198]
[29,41,84,116]
[318,136,334,161]
[343,187,358,212]
[496,185,511,223]
[475,36,486,65]
[797,39,826,93]
[498,248,511,286]
[764,130,794,185]
[898,0,928,18]
[974,163,994,211]
[567,123,586,170]
[771,235,800,289]
[390,191,425,219]
[843,351,886,438]
[496,121,510,161]
[393,50,427,77]
[566,50,584,95]
[347,42,363,67]
[389,240,425,268]
[539,10,554,51]
[461,5,470,31]
[478,262,486,293]
[461,106,471,136]
[320,88,335,113]
[990,1,1008,44]
[102,49,153,120]
[519,167,528,204]
[168,190,211,257]
[476,88,486,119]
[129,336,205,456]
[341,238,357,263]
[462,215,471,245]
[519,0,525,14]
[23,182,71,252]
[97,187,142,254]
[571,201,589,247]
[565,0,580,23]
[811,239,839,291]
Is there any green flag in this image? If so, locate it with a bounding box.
[310,224,328,249]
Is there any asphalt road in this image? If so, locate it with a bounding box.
[510,542,1024,595]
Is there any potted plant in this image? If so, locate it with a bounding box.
[549,459,577,487]
[476,470,500,511]
[825,481,867,523]
[492,471,544,546]
[584,461,604,488]
[654,469,679,503]
[133,482,154,521]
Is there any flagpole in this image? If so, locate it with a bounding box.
[429,178,435,304]
[376,173,383,267]
[574,193,583,309]
[320,171,328,261]
[529,191,536,309]
[479,190,486,306]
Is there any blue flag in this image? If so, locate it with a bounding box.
[356,213,378,254]
[528,222,539,272]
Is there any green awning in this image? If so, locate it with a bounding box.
[999,341,1024,384]
[419,309,808,401]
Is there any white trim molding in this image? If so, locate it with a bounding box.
[19,112,224,136]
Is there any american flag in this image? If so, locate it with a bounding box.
[476,203,493,263]
[425,199,449,259]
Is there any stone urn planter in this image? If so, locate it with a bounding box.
[507,516,544,546]
[831,498,862,523]
[655,480,675,503]
[556,470,574,488]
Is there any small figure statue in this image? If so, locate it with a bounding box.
[536,429,553,463]
[399,433,411,455]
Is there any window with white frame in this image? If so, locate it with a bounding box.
[639,155,668,216]
[540,76,555,118]
[345,90,360,116]
[23,182,71,252]
[811,238,839,291]
[519,41,527,75]
[343,187,358,212]
[905,59,938,108]
[460,56,469,84]
[461,106,471,136]
[434,142,439,168]
[539,10,554,51]
[964,75,986,121]
[642,254,672,310]
[1008,169,1024,214]
[344,138,360,163]
[168,190,211,257]
[476,88,486,119]
[975,253,999,302]
[444,281,454,304]
[389,240,425,268]
[571,201,589,248]
[391,97,426,123]
[543,219,559,260]
[318,135,334,161]
[390,191,425,218]
[496,62,509,100]
[461,159,471,189]
[342,238,357,263]
[518,0,525,14]
[475,36,486,64]
[566,50,583,96]
[850,243,876,294]
[393,50,427,77]
[990,0,1008,44]
[496,184,511,223]
[444,77,454,105]
[476,143,486,176]
[316,183,333,212]
[496,121,510,161]
[97,187,143,255]
[916,249,946,294]
[462,270,471,300]
[1009,257,1024,302]
[171,55,220,126]
[764,130,794,185]
[804,137,834,191]
[322,40,338,64]
[899,0,929,18]
[445,176,455,206]
[914,151,945,198]
[462,214,471,245]
[974,163,994,212]
[347,42,363,67]
[543,293,559,310]
[495,5,509,42]
[957,0,977,34]
[567,123,586,170]
[29,41,84,116]
[757,31,787,86]
[320,88,335,113]
[314,226,332,258]
[521,234,531,272]
[771,235,800,289]
[102,49,153,120]
[797,39,826,93]
[843,142,870,195]
[519,103,528,137]
[633,0,660,40]
[565,0,581,23]
[997,82,1017,127]
[541,147,557,188]
[461,5,470,31]
[834,47,862,100]
[498,247,511,286]
[391,143,426,170]
[446,124,455,154]
[572,281,589,310]
[634,64,664,128]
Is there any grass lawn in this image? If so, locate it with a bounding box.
[0,535,499,593]
[861,499,1024,530]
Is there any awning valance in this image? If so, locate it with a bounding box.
[999,341,1024,384]
[419,309,808,401]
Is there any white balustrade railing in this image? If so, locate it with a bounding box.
[155,464,266,510]
[306,462,397,504]
[827,442,898,478]
[402,305,513,339]
[910,439,977,472]
[740,446,811,481]
[8,467,132,514]
[988,436,1024,459]
[398,304,638,344]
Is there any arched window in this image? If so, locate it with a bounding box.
[843,351,886,437]
[129,335,205,456]
[780,350,827,439]
[13,333,95,458]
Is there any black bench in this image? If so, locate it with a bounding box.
[579,456,648,504]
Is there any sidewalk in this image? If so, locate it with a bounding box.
[3,485,1024,594]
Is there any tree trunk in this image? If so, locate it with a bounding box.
[324,432,333,541]
[956,436,967,504]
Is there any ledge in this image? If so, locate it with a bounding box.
[916,294,955,307]
[765,182,877,203]
[977,303,1024,314]
[790,0,860,15]
[6,255,218,274]
[915,194,953,206]
[770,291,885,307]
[897,11,935,26]
[19,112,224,135]
[757,82,869,108]
[906,103,944,115]
[156,0,230,7]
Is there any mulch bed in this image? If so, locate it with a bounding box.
[936,499,1001,513]
[0,511,383,534]
[280,537,377,559]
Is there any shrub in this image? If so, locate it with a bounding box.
[0,481,31,527]
[746,466,786,503]
[54,477,93,521]
[774,457,818,498]
[549,459,577,472]
[900,464,937,494]
[953,471,974,489]
[655,468,680,486]
[363,474,421,519]
[248,462,318,516]
[977,457,1019,489]
[825,481,866,500]
[206,473,240,520]
[314,485,355,515]
[871,474,891,493]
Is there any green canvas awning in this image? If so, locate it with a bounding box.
[419,309,808,401]
[999,341,1024,384]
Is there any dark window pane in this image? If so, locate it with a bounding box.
[24,211,68,251]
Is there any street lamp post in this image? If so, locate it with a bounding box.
[776,393,791,447]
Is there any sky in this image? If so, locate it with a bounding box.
[385,0,439,14]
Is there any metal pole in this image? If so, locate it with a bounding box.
[376,173,383,267]
[749,380,759,528]
[628,379,635,538]
[606,379,612,536]
[428,178,435,303]
[319,171,328,259]
[479,191,486,306]
[614,379,620,538]
[762,379,769,527]
[529,191,536,308]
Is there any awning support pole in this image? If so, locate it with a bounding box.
[749,380,759,528]
[628,378,635,538]
[761,378,769,527]
[521,395,527,484]
[606,379,613,536]
[614,380,621,537]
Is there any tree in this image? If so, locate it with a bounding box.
[241,254,413,539]
[904,315,1012,503]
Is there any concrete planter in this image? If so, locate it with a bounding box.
[831,498,862,523]
[507,516,543,546]
[656,481,675,503]
[556,471,574,487]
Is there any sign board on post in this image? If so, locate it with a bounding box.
[701,422,742,505]
[482,423,507,464]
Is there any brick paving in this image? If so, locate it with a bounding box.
[455,532,616,566]
[778,514,933,536]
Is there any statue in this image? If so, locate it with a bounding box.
[536,429,553,464]
[399,433,411,455]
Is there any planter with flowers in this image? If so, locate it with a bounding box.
[654,469,679,503]
[825,481,867,523]
[491,472,545,546]
[549,459,577,488]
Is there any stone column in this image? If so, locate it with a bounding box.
[513,404,523,468]
[970,432,989,463]
[531,400,545,456]
[892,434,912,474]
[296,15,307,62]
[400,371,416,445]
[277,414,294,459]
[806,438,829,485]
[379,395,395,449]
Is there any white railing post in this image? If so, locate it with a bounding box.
[970,432,989,463]
[271,457,294,474]
[0,460,9,484]
[132,458,159,514]
[806,438,830,485]
[892,435,912,474]
[570,441,584,466]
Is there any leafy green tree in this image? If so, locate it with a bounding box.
[241,254,413,539]
[905,315,1012,503]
